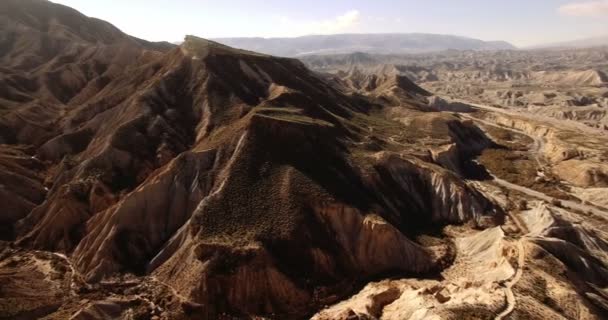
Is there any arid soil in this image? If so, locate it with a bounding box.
[1,1,608,320]
[303,49,608,131]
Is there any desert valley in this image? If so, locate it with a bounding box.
[1,0,608,319]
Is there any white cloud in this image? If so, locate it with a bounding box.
[278,10,361,36]
[559,1,608,16]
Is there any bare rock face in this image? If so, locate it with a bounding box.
[519,203,608,315]
[0,248,74,319]
[69,298,142,320]
[0,145,46,239]
[0,0,172,146]
[312,203,434,275]
[313,227,514,320]
[325,64,431,109]
[372,154,499,226]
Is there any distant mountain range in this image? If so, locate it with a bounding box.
[212,33,516,57]
[531,35,608,50]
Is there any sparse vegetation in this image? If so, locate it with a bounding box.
[479,123,534,151]
[479,149,537,186]
[551,199,563,208]
[518,199,528,211]
[479,148,578,201]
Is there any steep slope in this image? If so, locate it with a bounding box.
[0,145,46,240]
[0,0,174,145]
[0,0,176,240]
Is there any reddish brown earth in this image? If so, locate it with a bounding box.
[1,1,607,320]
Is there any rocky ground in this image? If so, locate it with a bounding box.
[1,1,608,319]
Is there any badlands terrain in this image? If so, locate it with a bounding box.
[302,49,608,130]
[1,1,608,319]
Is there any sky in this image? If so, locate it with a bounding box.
[51,0,608,47]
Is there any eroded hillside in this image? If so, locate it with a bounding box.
[1,1,608,320]
[303,49,608,130]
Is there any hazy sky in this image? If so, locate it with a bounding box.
[51,0,608,46]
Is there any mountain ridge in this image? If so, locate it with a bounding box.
[212,33,517,57]
[528,35,608,50]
